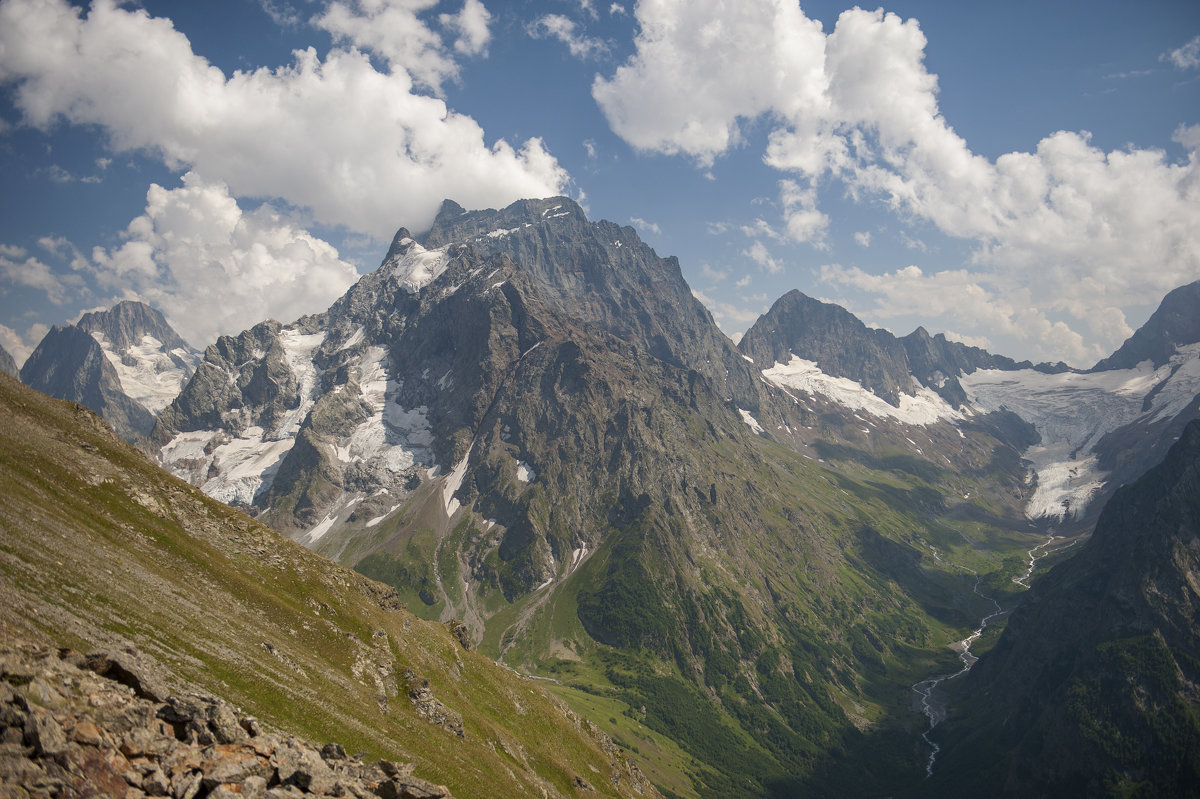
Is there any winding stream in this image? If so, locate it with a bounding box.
[911,572,1005,777]
[912,529,1080,777]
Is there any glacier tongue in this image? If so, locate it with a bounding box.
[961,345,1200,520]
[275,329,325,439]
[161,426,294,507]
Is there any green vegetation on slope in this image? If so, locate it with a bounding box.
[0,374,658,799]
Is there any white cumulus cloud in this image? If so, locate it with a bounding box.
[594,0,1200,364]
[0,0,567,240]
[629,216,662,235]
[527,14,609,60]
[89,173,360,348]
[744,241,782,274]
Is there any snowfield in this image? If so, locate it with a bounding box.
[762,355,963,425]
[334,347,434,473]
[759,346,1200,521]
[384,239,449,294]
[91,331,196,413]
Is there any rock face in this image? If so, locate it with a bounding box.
[738,291,1047,408]
[935,419,1200,797]
[898,326,1034,407]
[739,290,917,406]
[418,198,762,408]
[0,345,16,379]
[20,325,156,441]
[0,635,454,799]
[1091,280,1200,371]
[77,301,192,358]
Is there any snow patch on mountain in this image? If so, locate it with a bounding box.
[443,445,473,517]
[335,347,434,472]
[384,239,449,294]
[762,355,962,425]
[738,408,764,434]
[161,326,326,505]
[276,329,325,438]
[961,344,1200,520]
[90,331,196,413]
[161,427,294,506]
[516,461,536,482]
[338,326,365,351]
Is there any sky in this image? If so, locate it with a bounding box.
[0,0,1198,370]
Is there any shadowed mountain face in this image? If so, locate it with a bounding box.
[934,419,1200,798]
[18,300,199,441]
[0,344,16,378]
[20,324,155,441]
[417,198,763,409]
[0,371,658,799]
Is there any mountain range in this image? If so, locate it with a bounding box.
[6,196,1199,797]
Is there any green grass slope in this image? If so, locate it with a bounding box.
[0,373,658,799]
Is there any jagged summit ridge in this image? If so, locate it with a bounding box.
[77,299,191,354]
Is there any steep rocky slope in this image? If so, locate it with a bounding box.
[933,419,1200,797]
[0,372,657,799]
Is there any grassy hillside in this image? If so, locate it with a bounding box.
[0,373,657,799]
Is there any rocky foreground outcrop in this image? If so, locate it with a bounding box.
[0,634,453,799]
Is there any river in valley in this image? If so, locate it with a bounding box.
[912,530,1081,776]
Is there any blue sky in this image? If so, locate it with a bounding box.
[1,0,1198,369]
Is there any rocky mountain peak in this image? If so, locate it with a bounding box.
[414,196,763,408]
[419,196,585,249]
[739,289,916,406]
[379,232,451,295]
[19,324,154,440]
[77,299,190,353]
[1091,280,1200,371]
